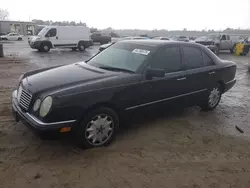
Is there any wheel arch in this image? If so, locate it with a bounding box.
[42,41,53,48]
[76,102,123,126]
[217,80,225,93]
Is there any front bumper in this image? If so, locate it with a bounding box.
[12,90,76,132]
[29,41,42,49]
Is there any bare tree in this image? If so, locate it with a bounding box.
[0,8,9,20]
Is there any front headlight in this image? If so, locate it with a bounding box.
[33,99,41,112]
[39,96,53,117]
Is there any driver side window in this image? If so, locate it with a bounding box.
[221,35,226,40]
[45,28,57,37]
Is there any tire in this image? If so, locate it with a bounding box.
[214,46,219,55]
[200,84,222,111]
[72,47,77,51]
[74,107,119,149]
[230,45,236,54]
[78,43,85,52]
[18,37,22,41]
[41,43,50,52]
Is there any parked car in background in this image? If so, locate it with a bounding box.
[171,35,189,42]
[91,33,111,44]
[12,40,236,149]
[29,26,92,52]
[152,37,171,40]
[98,36,149,51]
[195,33,243,55]
[123,36,149,40]
[1,33,23,41]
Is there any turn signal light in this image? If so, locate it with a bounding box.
[60,127,72,133]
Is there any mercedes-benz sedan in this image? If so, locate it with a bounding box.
[12,40,236,148]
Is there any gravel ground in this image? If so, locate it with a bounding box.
[1,39,250,188]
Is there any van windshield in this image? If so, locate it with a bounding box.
[38,27,49,37]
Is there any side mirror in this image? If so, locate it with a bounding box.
[45,33,50,37]
[145,68,165,79]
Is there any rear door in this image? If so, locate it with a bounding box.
[181,45,208,106]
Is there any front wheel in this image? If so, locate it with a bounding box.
[18,37,22,41]
[200,84,222,111]
[214,46,219,55]
[74,107,119,149]
[41,43,50,52]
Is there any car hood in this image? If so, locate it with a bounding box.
[22,63,118,94]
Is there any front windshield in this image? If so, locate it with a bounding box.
[208,34,220,40]
[87,42,154,72]
[37,27,49,36]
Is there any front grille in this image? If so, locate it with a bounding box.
[17,86,32,110]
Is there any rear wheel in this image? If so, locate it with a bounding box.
[78,43,85,52]
[18,37,22,41]
[200,84,222,111]
[74,107,119,149]
[230,45,236,54]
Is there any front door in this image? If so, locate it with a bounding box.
[140,45,187,109]
[45,28,58,47]
[220,34,228,50]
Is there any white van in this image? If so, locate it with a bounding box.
[29,26,91,52]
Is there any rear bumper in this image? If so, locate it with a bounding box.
[224,79,236,93]
[12,90,76,133]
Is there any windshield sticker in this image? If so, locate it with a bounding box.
[132,49,150,55]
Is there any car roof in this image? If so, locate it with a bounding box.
[119,39,202,47]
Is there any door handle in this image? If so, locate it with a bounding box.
[177,77,186,81]
[208,71,215,75]
[56,36,58,39]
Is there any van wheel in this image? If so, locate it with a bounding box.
[18,37,22,41]
[78,43,85,52]
[74,107,119,149]
[200,84,222,111]
[41,43,50,52]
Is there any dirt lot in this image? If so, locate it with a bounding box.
[1,39,250,188]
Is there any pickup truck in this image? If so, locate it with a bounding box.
[91,33,111,44]
[195,33,243,55]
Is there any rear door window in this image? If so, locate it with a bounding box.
[202,51,214,66]
[183,46,203,69]
[151,46,182,73]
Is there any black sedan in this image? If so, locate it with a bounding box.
[12,40,236,149]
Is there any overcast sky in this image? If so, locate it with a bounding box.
[2,0,250,30]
